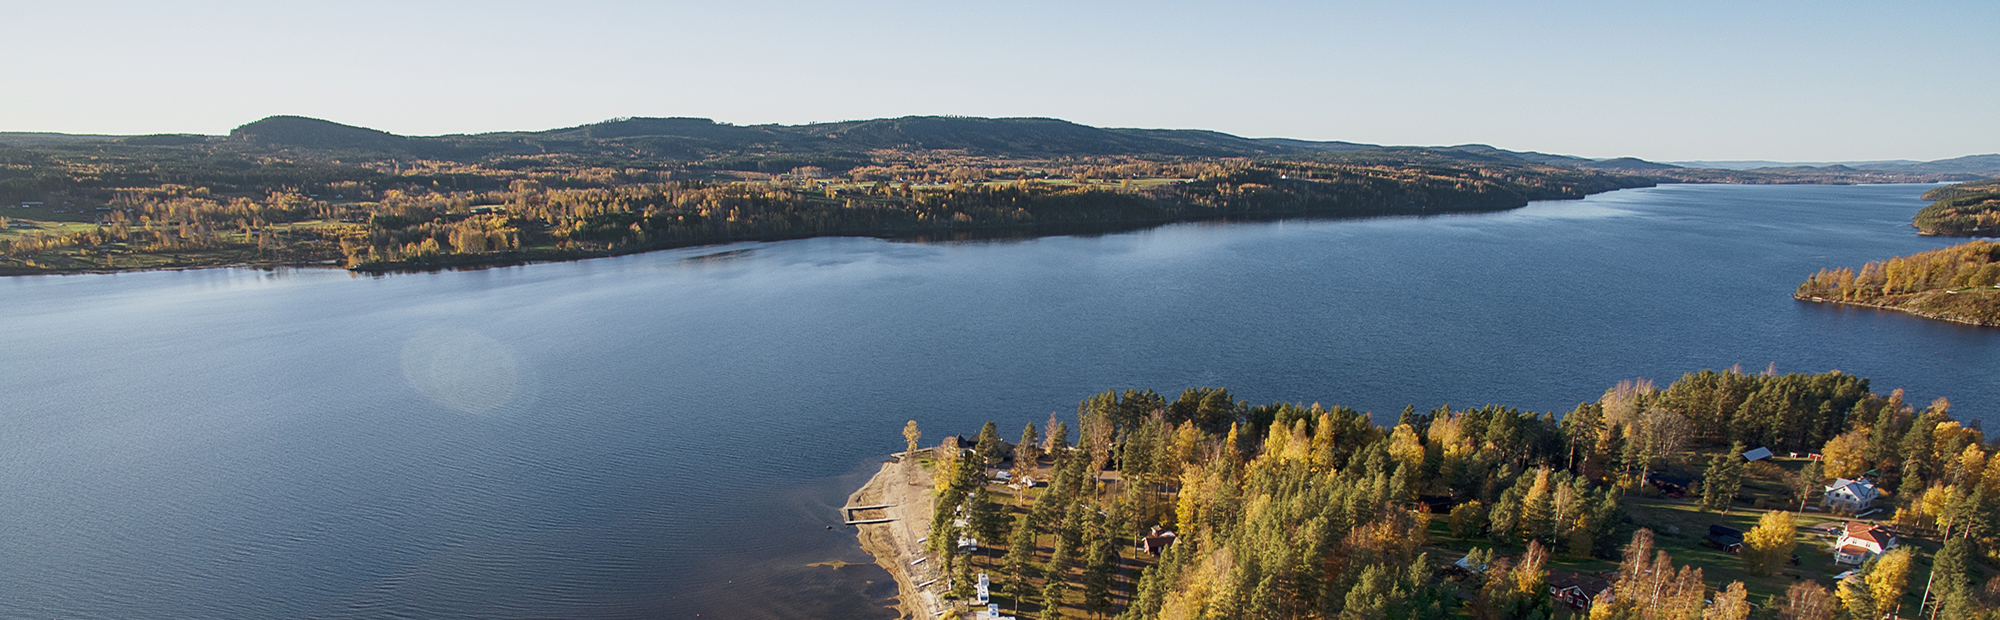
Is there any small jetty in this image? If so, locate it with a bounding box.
[842,503,897,525]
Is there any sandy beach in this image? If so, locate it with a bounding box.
[847,453,941,620]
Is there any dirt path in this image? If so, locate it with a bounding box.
[848,453,942,620]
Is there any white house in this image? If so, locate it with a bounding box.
[1824,478,1880,512]
[1834,522,1897,565]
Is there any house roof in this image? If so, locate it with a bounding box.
[1839,545,1871,556]
[1842,522,1892,545]
[1827,478,1878,495]
[1742,447,1774,461]
[1547,571,1610,594]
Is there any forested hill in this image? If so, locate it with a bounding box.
[218,115,1324,160]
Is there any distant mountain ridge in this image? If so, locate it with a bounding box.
[10,114,1993,180]
[1672,155,2000,176]
[201,115,1722,174]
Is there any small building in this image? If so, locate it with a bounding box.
[1742,447,1774,462]
[1834,522,1897,565]
[1547,571,1611,610]
[976,572,990,604]
[1824,478,1880,512]
[1138,525,1178,555]
[1705,524,1745,553]
[1704,534,1744,554]
[1647,473,1692,497]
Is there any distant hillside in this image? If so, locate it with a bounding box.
[0,132,128,147]
[1672,155,2000,177]
[1860,154,2000,176]
[229,116,418,153]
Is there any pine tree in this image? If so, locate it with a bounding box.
[1040,567,1067,620]
[1795,460,1824,511]
[1922,537,1973,620]
[1702,446,1745,512]
[976,420,1003,466]
[1003,514,1038,613]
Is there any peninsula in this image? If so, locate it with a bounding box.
[861,374,1997,620]
[1796,239,2000,326]
[1913,178,2000,236]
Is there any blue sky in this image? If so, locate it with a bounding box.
[7,0,1995,161]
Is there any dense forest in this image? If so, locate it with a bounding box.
[913,369,2000,620]
[1796,240,2000,326]
[1914,180,2000,236]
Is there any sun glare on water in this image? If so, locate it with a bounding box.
[401,328,522,414]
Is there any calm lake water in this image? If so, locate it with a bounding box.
[1,183,1995,618]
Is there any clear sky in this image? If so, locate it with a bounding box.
[7,0,1995,162]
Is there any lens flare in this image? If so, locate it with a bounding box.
[401,328,521,414]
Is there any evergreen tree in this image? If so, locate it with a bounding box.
[1041,567,1068,620]
[968,484,1005,551]
[1795,460,1824,511]
[1923,537,1973,619]
[976,420,1003,466]
[1003,514,1038,612]
[1702,445,1745,512]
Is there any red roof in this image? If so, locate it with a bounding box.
[1839,545,1870,556]
[1843,522,1890,546]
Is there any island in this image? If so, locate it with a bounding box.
[1914,179,2000,236]
[1796,240,2000,326]
[849,371,1994,620]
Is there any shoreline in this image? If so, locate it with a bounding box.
[1794,294,1998,327]
[1,191,1612,278]
[847,453,941,620]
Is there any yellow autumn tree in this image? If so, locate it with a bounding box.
[1388,423,1425,471]
[1820,429,1871,480]
[1840,548,1912,620]
[1742,509,1796,576]
[1706,582,1751,620]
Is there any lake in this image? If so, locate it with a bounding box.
[1,183,1993,618]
